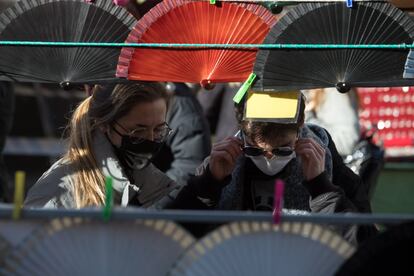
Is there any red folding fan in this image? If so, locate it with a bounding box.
[117,0,276,87]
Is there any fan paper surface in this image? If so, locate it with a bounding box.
[404,14,414,78]
[0,0,135,83]
[1,218,195,276]
[117,0,276,84]
[253,2,414,92]
[0,220,46,265]
[169,222,355,276]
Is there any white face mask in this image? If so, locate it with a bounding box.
[248,152,296,176]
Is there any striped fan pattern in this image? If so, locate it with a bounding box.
[0,0,135,84]
[0,218,195,276]
[117,0,276,86]
[169,222,355,276]
[253,2,414,92]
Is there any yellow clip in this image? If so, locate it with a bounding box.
[12,171,25,220]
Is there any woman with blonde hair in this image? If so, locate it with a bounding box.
[25,82,234,209]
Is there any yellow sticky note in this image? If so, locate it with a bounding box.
[245,91,300,120]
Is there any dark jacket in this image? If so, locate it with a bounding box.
[152,84,211,186]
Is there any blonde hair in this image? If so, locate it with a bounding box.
[63,83,168,208]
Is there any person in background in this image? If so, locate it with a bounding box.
[304,88,360,157]
[196,83,240,142]
[152,83,211,186]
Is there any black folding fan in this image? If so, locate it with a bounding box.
[253,2,414,93]
[403,13,414,78]
[0,0,135,85]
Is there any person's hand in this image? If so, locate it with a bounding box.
[295,138,325,181]
[209,137,243,181]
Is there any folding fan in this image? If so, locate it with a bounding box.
[0,235,10,264]
[169,222,355,276]
[404,14,414,78]
[0,220,45,264]
[116,0,276,87]
[0,0,135,84]
[0,218,195,276]
[253,2,414,93]
[335,222,414,276]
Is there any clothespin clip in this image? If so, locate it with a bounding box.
[113,0,129,6]
[346,0,353,8]
[272,179,285,224]
[233,73,257,104]
[210,0,216,5]
[12,171,25,220]
[103,177,113,222]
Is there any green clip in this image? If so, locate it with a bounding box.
[233,73,256,104]
[210,0,216,4]
[103,176,113,222]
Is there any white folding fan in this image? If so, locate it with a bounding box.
[0,219,47,265]
[0,218,195,276]
[169,221,355,276]
[0,235,10,264]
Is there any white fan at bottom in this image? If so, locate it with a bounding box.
[0,218,195,276]
[169,222,355,276]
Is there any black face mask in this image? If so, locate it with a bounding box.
[109,130,165,170]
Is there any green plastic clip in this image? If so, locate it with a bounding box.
[210,0,216,4]
[233,73,257,104]
[103,176,113,222]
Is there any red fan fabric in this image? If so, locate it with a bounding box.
[117,0,276,85]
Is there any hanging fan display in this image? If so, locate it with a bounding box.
[335,222,414,275]
[169,222,355,276]
[116,0,276,87]
[253,2,414,93]
[0,0,135,85]
[0,218,195,276]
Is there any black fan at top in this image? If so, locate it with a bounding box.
[0,0,135,85]
[253,2,414,93]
